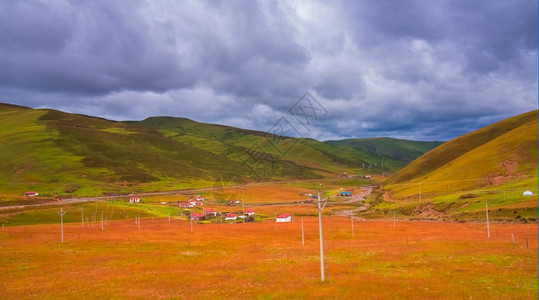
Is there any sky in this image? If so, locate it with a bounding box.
[0,0,537,141]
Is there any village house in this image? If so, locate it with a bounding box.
[224,213,237,221]
[129,197,141,203]
[276,213,291,222]
[179,202,194,208]
[190,212,204,221]
[203,208,217,217]
[245,210,254,216]
[23,191,39,197]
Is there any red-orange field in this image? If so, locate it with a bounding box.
[0,218,537,299]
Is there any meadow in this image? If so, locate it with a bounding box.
[0,217,536,299]
[1,179,537,299]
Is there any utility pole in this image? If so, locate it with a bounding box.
[81,206,84,228]
[301,216,305,246]
[351,213,355,238]
[393,210,396,229]
[419,183,422,204]
[57,208,67,243]
[236,187,247,223]
[313,184,329,282]
[486,202,490,238]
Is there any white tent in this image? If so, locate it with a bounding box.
[522,190,533,196]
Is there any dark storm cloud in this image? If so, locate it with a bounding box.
[0,0,536,141]
[0,1,197,94]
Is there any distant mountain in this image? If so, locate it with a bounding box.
[0,103,423,196]
[325,138,443,163]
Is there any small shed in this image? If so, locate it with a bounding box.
[340,191,352,196]
[23,191,39,197]
[245,209,255,216]
[522,190,533,196]
[129,197,141,203]
[276,213,291,223]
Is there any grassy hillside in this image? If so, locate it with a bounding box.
[0,104,414,197]
[374,110,538,222]
[139,116,407,175]
[386,110,538,184]
[325,138,443,163]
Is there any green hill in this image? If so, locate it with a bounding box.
[138,116,408,175]
[373,110,538,222]
[386,110,538,185]
[325,138,443,163]
[0,103,419,197]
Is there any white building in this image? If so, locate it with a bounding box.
[276,213,291,222]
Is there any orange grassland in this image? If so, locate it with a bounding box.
[0,218,537,299]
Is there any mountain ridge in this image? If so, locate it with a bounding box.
[0,103,440,196]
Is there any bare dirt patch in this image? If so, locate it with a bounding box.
[412,204,444,219]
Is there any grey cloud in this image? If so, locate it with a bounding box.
[0,1,195,94]
[0,0,536,142]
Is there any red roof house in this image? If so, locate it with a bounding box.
[276,213,291,222]
[190,212,204,221]
[203,208,217,216]
[225,213,237,221]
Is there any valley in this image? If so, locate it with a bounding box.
[0,104,536,299]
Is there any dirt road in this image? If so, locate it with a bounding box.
[333,186,372,219]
